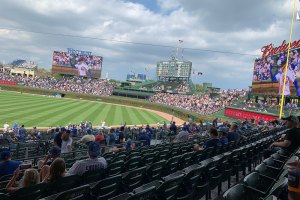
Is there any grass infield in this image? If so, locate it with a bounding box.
[0,91,167,128]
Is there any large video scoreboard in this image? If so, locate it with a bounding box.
[251,39,300,97]
[52,48,103,79]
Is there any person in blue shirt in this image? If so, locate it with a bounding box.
[203,128,220,149]
[218,127,228,145]
[0,150,21,178]
[138,129,151,146]
[116,127,125,144]
[227,123,241,143]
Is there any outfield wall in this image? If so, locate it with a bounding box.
[0,85,214,123]
[224,107,278,122]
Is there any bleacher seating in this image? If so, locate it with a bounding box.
[0,127,295,200]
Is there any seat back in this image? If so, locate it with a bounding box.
[53,184,90,200]
[182,164,204,191]
[92,175,122,199]
[124,156,141,171]
[146,160,166,181]
[48,175,81,194]
[122,167,146,191]
[107,160,124,176]
[163,155,181,176]
[157,172,184,200]
[82,168,104,184]
[142,152,156,166]
[129,185,156,200]
[10,182,48,200]
[192,150,204,164]
[179,152,194,169]
[222,184,247,200]
[243,172,275,197]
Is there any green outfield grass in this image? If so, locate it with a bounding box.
[0,91,167,127]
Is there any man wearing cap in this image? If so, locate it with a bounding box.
[79,129,95,145]
[270,115,300,153]
[0,150,21,177]
[67,142,107,176]
[138,129,151,145]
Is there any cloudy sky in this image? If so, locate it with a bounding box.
[0,0,299,89]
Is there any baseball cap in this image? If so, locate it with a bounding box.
[0,150,11,160]
[88,142,100,158]
[48,146,61,157]
[282,115,299,123]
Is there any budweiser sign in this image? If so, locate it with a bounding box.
[261,39,300,59]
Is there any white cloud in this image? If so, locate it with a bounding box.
[0,0,298,89]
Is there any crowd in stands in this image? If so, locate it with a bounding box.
[174,81,189,92]
[0,73,114,96]
[149,89,246,115]
[0,115,300,199]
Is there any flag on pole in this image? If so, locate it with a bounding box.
[179,40,183,43]
[198,72,203,75]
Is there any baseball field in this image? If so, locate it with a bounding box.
[0,91,167,128]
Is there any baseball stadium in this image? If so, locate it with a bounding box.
[0,1,300,200]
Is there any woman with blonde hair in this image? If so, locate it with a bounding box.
[40,158,66,183]
[6,168,40,193]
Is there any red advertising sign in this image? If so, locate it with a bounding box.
[224,107,278,122]
[261,39,300,59]
[0,80,17,86]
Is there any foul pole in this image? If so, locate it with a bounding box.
[279,0,298,119]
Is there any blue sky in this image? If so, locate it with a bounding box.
[0,0,299,89]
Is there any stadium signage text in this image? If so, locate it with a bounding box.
[67,48,92,55]
[261,39,300,59]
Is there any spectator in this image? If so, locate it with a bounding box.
[61,130,72,154]
[79,129,95,145]
[138,129,151,146]
[0,150,21,177]
[227,123,241,143]
[192,144,201,152]
[203,128,220,149]
[41,158,66,183]
[38,146,61,169]
[106,129,116,146]
[116,126,125,144]
[67,142,107,176]
[6,168,40,193]
[95,131,105,146]
[54,128,65,148]
[213,118,218,127]
[3,122,9,133]
[270,115,300,154]
[174,127,189,143]
[170,121,177,135]
[218,127,228,145]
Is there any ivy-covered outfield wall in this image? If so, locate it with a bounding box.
[0,85,214,123]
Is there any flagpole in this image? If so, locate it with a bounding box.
[279,0,297,119]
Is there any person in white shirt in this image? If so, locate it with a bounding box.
[61,130,72,154]
[75,57,88,77]
[275,66,294,96]
[67,142,107,176]
[3,122,9,133]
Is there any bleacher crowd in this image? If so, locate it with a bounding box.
[1,115,299,200]
[0,73,114,96]
[149,89,247,115]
